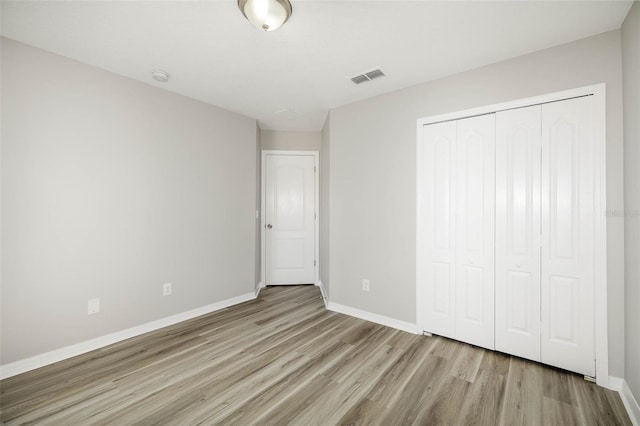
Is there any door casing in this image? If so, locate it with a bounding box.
[261,150,320,287]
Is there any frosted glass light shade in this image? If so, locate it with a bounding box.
[238,0,292,32]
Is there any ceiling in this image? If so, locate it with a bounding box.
[1,1,633,131]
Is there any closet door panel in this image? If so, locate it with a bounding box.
[455,114,495,350]
[421,121,457,339]
[541,96,595,376]
[495,106,541,362]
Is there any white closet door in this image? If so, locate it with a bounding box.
[495,106,541,361]
[455,114,495,349]
[541,96,595,376]
[422,121,457,339]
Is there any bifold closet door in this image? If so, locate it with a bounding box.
[422,94,597,376]
[495,106,541,362]
[541,96,595,377]
[421,115,495,349]
[422,120,457,340]
[455,115,495,349]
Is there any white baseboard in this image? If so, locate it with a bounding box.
[0,291,256,380]
[255,282,264,297]
[609,376,624,391]
[315,280,328,308]
[327,302,419,335]
[620,379,640,426]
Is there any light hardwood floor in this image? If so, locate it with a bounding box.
[0,285,631,425]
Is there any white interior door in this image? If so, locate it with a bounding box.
[455,114,496,350]
[421,121,457,339]
[541,96,595,376]
[265,154,316,285]
[495,106,542,362]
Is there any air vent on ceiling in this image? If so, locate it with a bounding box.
[350,68,385,85]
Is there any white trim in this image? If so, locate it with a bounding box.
[620,380,640,426]
[327,302,420,335]
[261,150,320,287]
[417,84,605,127]
[608,376,624,391]
[315,280,328,308]
[416,83,609,384]
[315,154,320,287]
[255,282,264,297]
[416,118,426,337]
[591,84,609,388]
[0,292,256,380]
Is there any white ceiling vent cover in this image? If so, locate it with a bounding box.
[350,68,385,85]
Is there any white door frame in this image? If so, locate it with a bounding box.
[261,150,320,287]
[416,84,609,387]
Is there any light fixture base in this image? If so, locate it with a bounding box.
[238,0,293,32]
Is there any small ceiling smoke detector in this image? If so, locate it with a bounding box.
[151,69,170,83]
[349,68,386,85]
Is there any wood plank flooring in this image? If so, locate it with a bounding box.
[0,285,631,425]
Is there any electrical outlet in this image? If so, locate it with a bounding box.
[88,298,100,315]
[163,282,172,296]
[362,279,370,292]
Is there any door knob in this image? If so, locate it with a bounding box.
[267,224,272,229]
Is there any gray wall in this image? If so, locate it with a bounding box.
[328,30,626,377]
[260,129,321,152]
[1,38,259,364]
[622,2,640,401]
[320,114,331,298]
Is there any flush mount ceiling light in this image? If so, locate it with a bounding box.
[151,69,170,83]
[238,0,292,32]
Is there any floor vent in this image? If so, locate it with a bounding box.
[350,68,385,85]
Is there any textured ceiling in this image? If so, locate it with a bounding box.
[1,1,633,131]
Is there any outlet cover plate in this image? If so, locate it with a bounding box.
[88,298,100,315]
[163,282,172,296]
